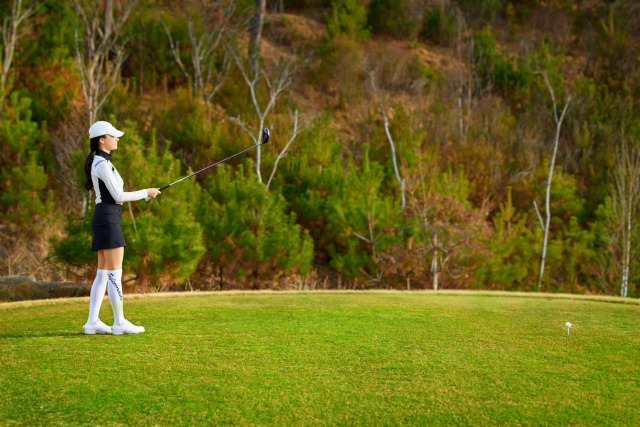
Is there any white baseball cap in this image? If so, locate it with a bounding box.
[88,121,124,139]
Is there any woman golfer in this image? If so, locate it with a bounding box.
[82,121,161,335]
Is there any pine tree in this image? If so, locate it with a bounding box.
[327,148,401,283]
[198,163,314,289]
[0,92,53,227]
[116,123,206,287]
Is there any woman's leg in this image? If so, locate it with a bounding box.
[104,247,125,325]
[97,250,106,269]
[84,251,110,331]
[103,246,145,334]
[103,247,124,270]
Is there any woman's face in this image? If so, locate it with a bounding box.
[100,134,119,152]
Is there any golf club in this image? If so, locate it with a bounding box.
[158,128,270,191]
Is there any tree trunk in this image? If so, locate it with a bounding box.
[81,192,87,219]
[536,73,570,292]
[248,0,266,72]
[103,0,113,41]
[431,232,439,290]
[622,200,632,297]
[104,0,113,74]
[363,66,406,209]
[1,0,26,113]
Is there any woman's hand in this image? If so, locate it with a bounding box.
[146,188,161,198]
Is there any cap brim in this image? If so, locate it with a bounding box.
[109,129,125,137]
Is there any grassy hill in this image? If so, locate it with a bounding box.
[1,292,638,425]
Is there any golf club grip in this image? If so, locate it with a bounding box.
[159,184,171,191]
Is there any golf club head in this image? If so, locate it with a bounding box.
[262,128,270,144]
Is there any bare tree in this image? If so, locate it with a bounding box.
[362,63,406,209]
[430,231,440,290]
[352,208,385,287]
[248,0,265,72]
[228,47,297,183]
[266,109,300,191]
[72,0,136,126]
[159,0,236,105]
[1,0,42,113]
[533,71,571,292]
[448,7,473,143]
[49,109,88,215]
[412,160,442,290]
[597,140,640,297]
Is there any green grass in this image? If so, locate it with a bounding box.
[1,291,639,426]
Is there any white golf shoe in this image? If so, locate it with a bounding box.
[112,320,145,335]
[83,319,112,335]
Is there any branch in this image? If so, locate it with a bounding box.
[229,46,301,183]
[227,116,258,145]
[540,70,558,123]
[111,0,137,34]
[363,61,405,209]
[362,63,389,121]
[229,46,263,120]
[261,59,297,119]
[353,231,372,244]
[266,110,299,191]
[533,200,544,230]
[72,0,134,124]
[204,49,231,102]
[159,13,190,82]
[2,0,42,94]
[557,95,571,128]
[74,24,90,110]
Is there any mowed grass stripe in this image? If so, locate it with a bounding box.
[1,293,638,426]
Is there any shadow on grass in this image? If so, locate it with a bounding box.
[0,331,89,339]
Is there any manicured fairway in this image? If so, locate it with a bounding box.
[1,291,639,426]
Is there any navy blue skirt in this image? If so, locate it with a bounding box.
[92,203,126,251]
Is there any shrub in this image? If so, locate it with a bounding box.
[153,88,230,170]
[198,164,314,289]
[0,93,54,228]
[325,0,370,41]
[14,0,77,125]
[113,123,207,287]
[326,148,403,282]
[398,151,489,290]
[49,209,97,276]
[454,0,504,26]
[276,113,348,261]
[473,25,532,96]
[367,0,420,40]
[474,187,539,290]
[421,7,455,45]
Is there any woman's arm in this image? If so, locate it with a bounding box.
[96,161,150,203]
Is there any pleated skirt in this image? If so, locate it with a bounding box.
[91,203,127,251]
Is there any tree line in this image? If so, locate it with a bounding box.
[1,0,638,297]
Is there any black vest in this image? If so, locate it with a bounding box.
[95,150,117,204]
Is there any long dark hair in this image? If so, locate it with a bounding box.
[84,136,104,191]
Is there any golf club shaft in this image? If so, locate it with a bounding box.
[159,141,266,191]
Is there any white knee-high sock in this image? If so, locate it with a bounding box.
[87,269,108,324]
[107,269,125,326]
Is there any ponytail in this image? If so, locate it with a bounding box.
[84,136,103,191]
